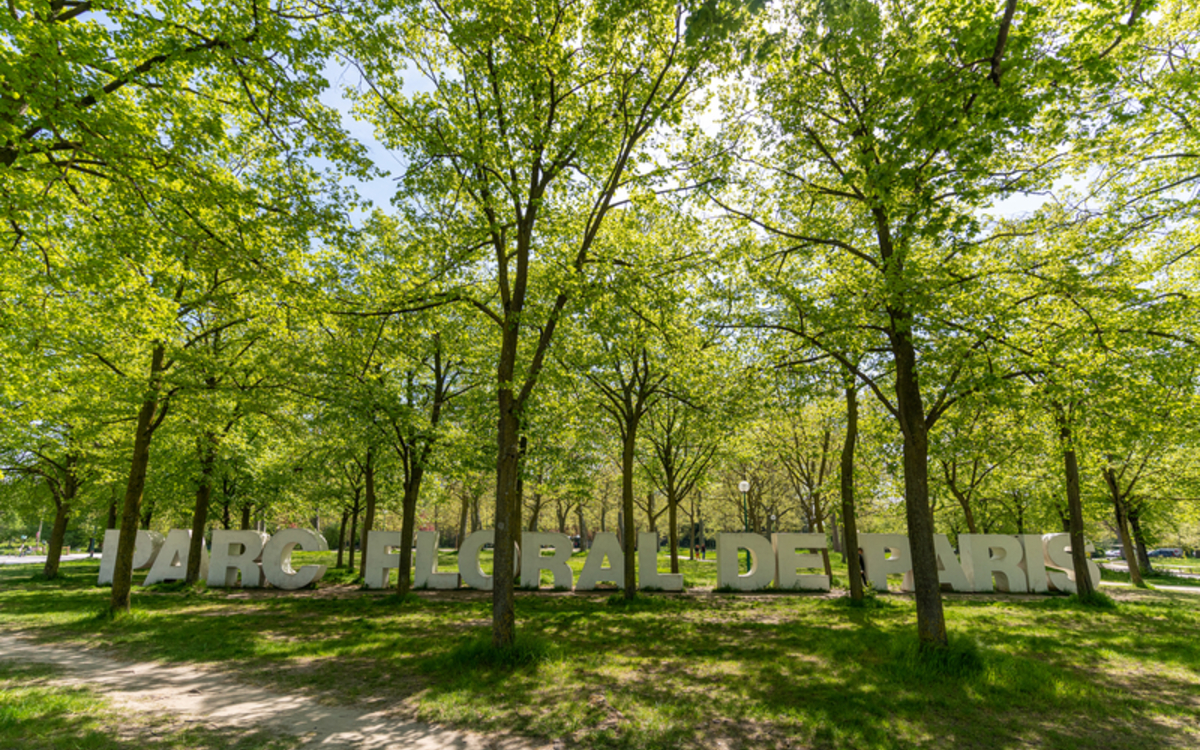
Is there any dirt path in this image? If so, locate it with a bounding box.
[0,633,545,750]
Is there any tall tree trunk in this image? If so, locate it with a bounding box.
[140,497,156,530]
[1058,410,1096,597]
[106,488,118,530]
[1128,509,1152,575]
[186,434,217,584]
[841,382,863,601]
[348,501,360,572]
[492,388,521,647]
[42,453,78,580]
[577,505,589,550]
[668,494,679,575]
[457,490,469,550]
[892,335,947,647]
[336,508,349,568]
[621,421,639,599]
[396,464,426,595]
[1111,488,1143,587]
[240,503,252,530]
[359,449,377,580]
[110,343,168,613]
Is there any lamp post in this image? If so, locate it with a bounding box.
[738,480,750,572]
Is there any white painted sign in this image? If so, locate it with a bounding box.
[98,529,1101,594]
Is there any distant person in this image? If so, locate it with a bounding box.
[857,547,868,587]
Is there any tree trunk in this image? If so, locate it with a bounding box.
[42,454,78,580]
[110,343,167,613]
[348,501,360,572]
[668,494,679,575]
[359,449,377,580]
[841,382,863,601]
[140,497,156,530]
[1128,509,1152,575]
[492,390,521,647]
[240,504,252,530]
[1111,488,1143,587]
[337,508,349,568]
[892,335,947,646]
[1059,413,1096,597]
[577,505,589,550]
[457,490,469,550]
[396,464,426,595]
[622,421,640,599]
[106,488,118,530]
[186,435,217,584]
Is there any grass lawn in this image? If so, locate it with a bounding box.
[1,557,1198,750]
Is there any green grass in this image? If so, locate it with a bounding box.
[2,558,1199,749]
[0,661,299,750]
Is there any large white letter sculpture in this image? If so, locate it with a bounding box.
[773,533,829,591]
[576,532,624,590]
[860,534,914,592]
[1043,533,1101,594]
[457,530,519,591]
[262,528,327,590]
[638,532,683,591]
[363,530,403,589]
[717,533,775,591]
[415,530,459,589]
[98,530,164,585]
[143,529,208,586]
[960,534,1028,593]
[520,532,575,590]
[207,530,268,588]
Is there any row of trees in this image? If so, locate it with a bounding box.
[3,0,1199,650]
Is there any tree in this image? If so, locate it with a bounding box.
[347,0,756,644]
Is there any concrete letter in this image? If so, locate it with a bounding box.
[933,534,972,592]
[859,533,911,592]
[716,533,775,591]
[97,529,164,585]
[773,533,829,591]
[143,529,208,586]
[576,532,624,590]
[262,528,327,590]
[457,530,518,591]
[415,530,459,590]
[1043,534,1101,593]
[363,530,402,589]
[638,532,683,591]
[1019,534,1049,593]
[960,534,1027,593]
[207,530,268,588]
[519,532,575,590]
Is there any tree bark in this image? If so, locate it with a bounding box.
[840,382,864,601]
[359,449,377,580]
[186,434,217,584]
[892,333,947,646]
[1128,509,1152,575]
[457,489,469,550]
[396,463,426,595]
[348,500,360,572]
[106,489,118,530]
[42,453,78,580]
[621,420,639,599]
[668,494,679,575]
[1058,410,1096,597]
[240,503,252,530]
[110,343,168,613]
[336,508,349,568]
[492,390,521,647]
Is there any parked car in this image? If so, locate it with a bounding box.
[1104,548,1124,559]
[1148,548,1183,558]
